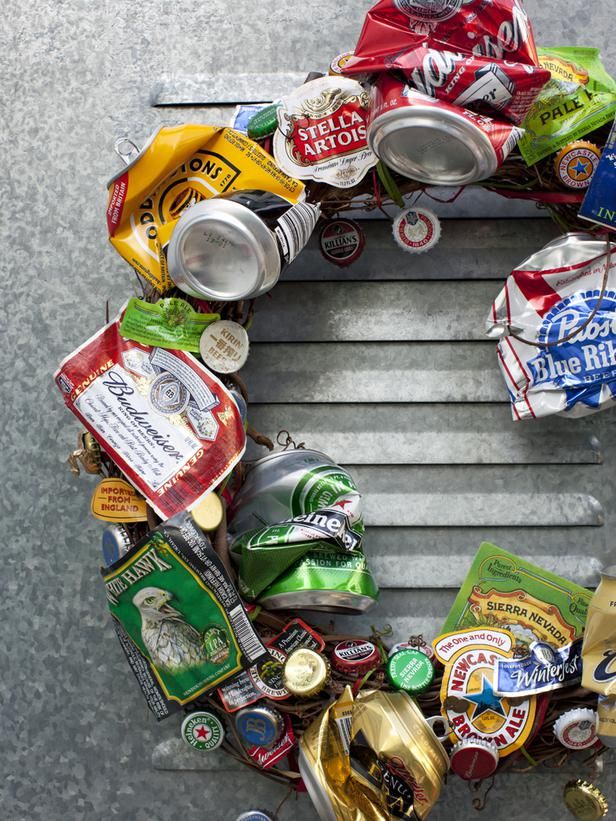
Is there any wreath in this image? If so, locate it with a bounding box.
[56,1,615,819]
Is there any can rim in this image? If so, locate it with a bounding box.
[368,105,497,185]
[298,748,339,821]
[243,448,336,472]
[258,590,377,613]
[168,199,281,301]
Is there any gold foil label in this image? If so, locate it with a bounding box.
[582,573,616,696]
[91,478,148,522]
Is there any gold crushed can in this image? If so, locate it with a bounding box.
[582,564,616,697]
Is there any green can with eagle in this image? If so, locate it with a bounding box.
[102,515,269,719]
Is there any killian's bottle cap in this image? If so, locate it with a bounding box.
[450,737,499,781]
[181,711,224,751]
[554,708,598,750]
[235,704,285,749]
[386,648,434,694]
[564,779,608,820]
[190,492,224,532]
[331,640,381,677]
[283,648,329,697]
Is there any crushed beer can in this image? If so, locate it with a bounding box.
[368,74,523,184]
[486,234,616,420]
[341,0,540,76]
[55,306,245,519]
[167,189,320,301]
[582,564,616,698]
[378,47,549,124]
[102,515,269,719]
[228,449,379,612]
[106,125,305,292]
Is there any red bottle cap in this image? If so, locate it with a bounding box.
[450,738,499,781]
[331,640,381,676]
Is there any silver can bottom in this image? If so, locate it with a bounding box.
[258,590,377,614]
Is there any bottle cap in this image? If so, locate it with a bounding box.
[554,708,598,750]
[282,648,330,697]
[190,492,224,532]
[386,648,434,694]
[235,813,275,821]
[388,639,435,660]
[563,780,608,820]
[331,640,381,677]
[181,711,224,751]
[319,219,365,267]
[450,738,499,781]
[101,524,132,567]
[329,51,354,75]
[392,207,441,254]
[235,705,285,749]
[199,320,250,374]
[246,103,280,140]
[554,141,601,189]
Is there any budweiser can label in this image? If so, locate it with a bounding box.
[370,75,523,165]
[486,234,616,420]
[273,76,378,188]
[342,0,539,76]
[396,47,549,124]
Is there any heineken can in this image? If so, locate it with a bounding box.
[228,450,379,613]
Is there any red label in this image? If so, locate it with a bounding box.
[289,102,369,165]
[106,172,128,236]
[245,715,297,769]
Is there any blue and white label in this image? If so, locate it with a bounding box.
[528,290,616,411]
[494,639,583,697]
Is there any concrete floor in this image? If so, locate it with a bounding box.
[2,1,615,819]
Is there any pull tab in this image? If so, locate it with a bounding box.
[426,715,450,743]
[114,136,141,166]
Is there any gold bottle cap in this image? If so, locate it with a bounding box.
[190,493,224,532]
[283,648,330,697]
[564,780,608,820]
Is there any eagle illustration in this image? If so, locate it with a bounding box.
[132,587,208,672]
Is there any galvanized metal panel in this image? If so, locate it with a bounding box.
[251,281,504,342]
[284,218,559,280]
[150,72,307,105]
[244,341,504,402]
[247,404,602,464]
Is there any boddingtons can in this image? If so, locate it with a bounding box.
[227,449,379,613]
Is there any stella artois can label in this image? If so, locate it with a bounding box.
[273,76,378,188]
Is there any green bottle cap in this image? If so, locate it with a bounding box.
[386,648,434,694]
[247,103,280,140]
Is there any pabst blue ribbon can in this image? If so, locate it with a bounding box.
[367,74,523,185]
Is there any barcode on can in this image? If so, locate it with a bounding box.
[333,698,354,755]
[275,202,321,264]
[228,604,266,662]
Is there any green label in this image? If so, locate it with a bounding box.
[104,519,267,706]
[442,543,592,648]
[119,297,219,352]
[519,47,616,166]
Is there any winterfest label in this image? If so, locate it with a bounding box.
[494,639,583,697]
[274,76,377,188]
[529,290,616,412]
[434,628,537,757]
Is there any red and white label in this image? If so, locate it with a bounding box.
[274,76,377,188]
[54,308,246,519]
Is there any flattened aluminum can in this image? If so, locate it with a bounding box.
[367,74,522,185]
[228,449,378,613]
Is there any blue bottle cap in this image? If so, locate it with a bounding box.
[235,705,284,749]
